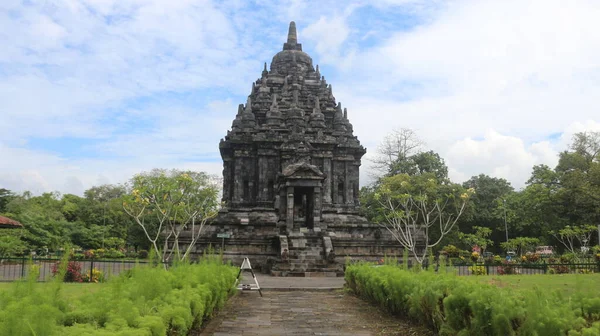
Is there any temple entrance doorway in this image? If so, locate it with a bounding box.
[293,187,314,229]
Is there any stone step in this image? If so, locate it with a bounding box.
[288,252,323,256]
[270,270,340,277]
[281,263,330,268]
[290,247,322,251]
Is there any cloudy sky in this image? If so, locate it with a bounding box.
[1,0,600,196]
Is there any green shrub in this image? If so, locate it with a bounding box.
[0,256,237,335]
[137,250,149,259]
[345,263,599,336]
[468,265,487,275]
[441,245,464,258]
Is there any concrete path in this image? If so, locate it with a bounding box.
[200,274,431,336]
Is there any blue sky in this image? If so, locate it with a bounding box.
[1,0,600,195]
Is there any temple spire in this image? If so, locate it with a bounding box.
[283,21,302,51]
[287,21,297,44]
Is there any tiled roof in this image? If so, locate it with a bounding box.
[0,215,23,228]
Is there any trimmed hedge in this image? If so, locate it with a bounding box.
[345,263,600,336]
[0,258,238,335]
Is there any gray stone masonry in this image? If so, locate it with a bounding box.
[181,21,402,275]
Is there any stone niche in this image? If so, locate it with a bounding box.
[179,21,400,276]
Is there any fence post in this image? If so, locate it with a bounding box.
[20,257,26,278]
[543,260,547,274]
[89,258,94,283]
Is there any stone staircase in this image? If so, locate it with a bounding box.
[270,231,342,277]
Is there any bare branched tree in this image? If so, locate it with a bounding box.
[373,174,474,265]
[570,131,600,163]
[370,128,424,177]
[122,169,219,264]
[550,225,596,255]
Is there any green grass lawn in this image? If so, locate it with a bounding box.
[0,282,103,299]
[476,273,600,297]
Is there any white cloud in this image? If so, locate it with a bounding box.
[2,0,600,196]
[0,142,224,195]
[332,0,600,188]
[445,130,557,188]
[302,15,355,67]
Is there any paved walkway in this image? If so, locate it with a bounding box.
[255,273,345,290]
[200,274,431,336]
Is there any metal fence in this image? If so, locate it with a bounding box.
[0,258,150,282]
[444,261,600,276]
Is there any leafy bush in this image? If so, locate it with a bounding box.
[468,265,487,275]
[51,261,84,282]
[497,260,517,275]
[441,244,463,258]
[82,268,104,283]
[102,248,125,259]
[345,263,600,335]
[524,252,541,263]
[138,250,149,259]
[561,253,576,263]
[0,255,237,335]
[493,255,502,265]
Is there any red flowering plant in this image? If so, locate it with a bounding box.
[51,261,84,282]
[496,259,517,275]
[83,249,95,259]
[524,252,541,263]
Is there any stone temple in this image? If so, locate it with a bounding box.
[193,22,398,276]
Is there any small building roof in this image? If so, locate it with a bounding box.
[0,215,23,229]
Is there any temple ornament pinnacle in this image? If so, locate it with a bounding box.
[287,21,297,44]
[283,21,302,51]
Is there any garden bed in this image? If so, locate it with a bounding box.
[345,263,600,335]
[0,257,238,335]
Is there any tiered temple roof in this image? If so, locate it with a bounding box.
[219,21,365,213]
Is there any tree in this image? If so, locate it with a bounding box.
[500,237,540,256]
[80,184,134,249]
[550,132,600,232]
[0,188,14,213]
[570,131,600,163]
[122,169,220,263]
[459,226,493,254]
[389,150,449,181]
[4,192,70,251]
[372,173,474,264]
[460,174,513,244]
[0,231,27,258]
[550,225,596,255]
[370,128,424,177]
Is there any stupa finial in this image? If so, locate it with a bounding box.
[287,21,297,45]
[283,21,302,51]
